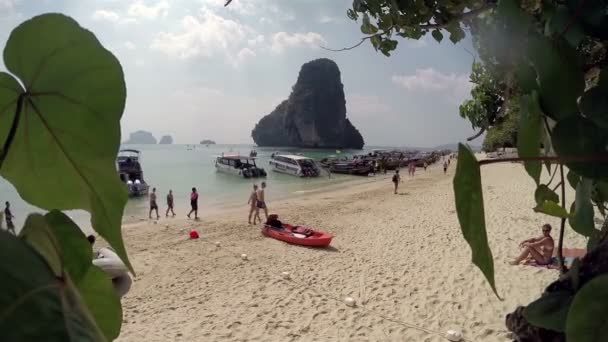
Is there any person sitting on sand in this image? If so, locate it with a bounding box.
[248,184,259,224]
[510,224,555,265]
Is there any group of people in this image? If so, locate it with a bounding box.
[148,187,199,220]
[247,181,268,225]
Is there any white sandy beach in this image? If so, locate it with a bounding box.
[115,160,586,341]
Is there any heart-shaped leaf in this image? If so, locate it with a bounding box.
[0,230,106,342]
[453,143,499,297]
[518,92,543,184]
[534,200,570,218]
[524,291,573,332]
[568,179,596,238]
[535,184,559,206]
[78,266,123,341]
[566,275,608,341]
[552,116,608,179]
[0,13,132,272]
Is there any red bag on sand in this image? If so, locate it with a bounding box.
[189,230,199,239]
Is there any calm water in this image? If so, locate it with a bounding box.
[0,144,379,231]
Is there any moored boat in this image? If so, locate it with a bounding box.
[269,154,321,177]
[215,154,267,178]
[117,149,150,197]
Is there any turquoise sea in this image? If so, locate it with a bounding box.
[0,144,383,231]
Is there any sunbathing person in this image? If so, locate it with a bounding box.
[510,224,555,265]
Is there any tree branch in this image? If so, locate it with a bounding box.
[418,5,496,30]
[466,127,486,141]
[321,29,392,52]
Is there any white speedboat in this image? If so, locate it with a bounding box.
[215,154,267,178]
[269,154,321,177]
[117,149,150,197]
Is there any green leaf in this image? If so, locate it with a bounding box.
[78,266,122,341]
[567,170,581,189]
[378,13,393,31]
[518,92,542,184]
[370,35,381,50]
[453,143,499,297]
[566,274,608,342]
[534,200,570,218]
[45,210,93,284]
[579,86,608,129]
[431,29,443,43]
[528,35,584,120]
[524,291,573,332]
[19,214,62,276]
[535,184,559,205]
[515,62,538,93]
[361,13,378,34]
[552,116,608,179]
[0,14,132,272]
[0,230,105,342]
[569,179,596,237]
[446,22,465,44]
[547,5,585,47]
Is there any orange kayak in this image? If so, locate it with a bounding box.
[262,224,333,247]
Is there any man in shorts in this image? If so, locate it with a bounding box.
[256,182,268,222]
[188,187,199,220]
[149,188,160,219]
[392,170,401,194]
[166,189,175,217]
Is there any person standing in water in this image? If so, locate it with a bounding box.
[256,182,268,222]
[247,184,259,224]
[149,188,160,219]
[166,190,175,217]
[187,187,199,220]
[392,170,401,194]
[4,201,15,235]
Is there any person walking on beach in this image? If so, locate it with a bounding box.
[248,184,260,224]
[187,187,199,220]
[423,162,427,171]
[392,170,401,194]
[4,201,15,235]
[256,182,268,222]
[149,188,160,219]
[443,161,448,174]
[165,190,175,217]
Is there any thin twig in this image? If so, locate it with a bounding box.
[551,181,563,193]
[547,164,559,186]
[558,164,566,274]
[322,4,495,52]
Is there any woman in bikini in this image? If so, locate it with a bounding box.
[510,224,555,265]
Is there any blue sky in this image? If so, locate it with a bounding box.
[0,0,479,147]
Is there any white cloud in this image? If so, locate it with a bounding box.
[128,0,169,20]
[236,47,256,62]
[248,35,264,47]
[92,10,121,22]
[124,41,137,50]
[151,9,252,65]
[391,68,473,103]
[319,15,342,24]
[0,0,18,9]
[270,32,326,53]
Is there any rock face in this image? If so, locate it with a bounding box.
[251,58,364,149]
[159,135,173,144]
[123,130,157,144]
[200,139,216,145]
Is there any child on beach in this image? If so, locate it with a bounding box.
[248,184,260,224]
[392,170,401,194]
[149,188,160,219]
[4,201,15,235]
[166,190,175,217]
[188,187,199,220]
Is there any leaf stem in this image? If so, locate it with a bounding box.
[0,93,25,169]
[547,164,559,186]
[558,163,566,274]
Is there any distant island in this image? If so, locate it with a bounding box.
[123,130,157,144]
[251,58,364,149]
[200,140,216,145]
[159,135,173,144]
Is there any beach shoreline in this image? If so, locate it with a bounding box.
[115,160,586,341]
